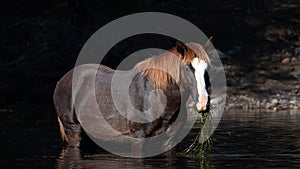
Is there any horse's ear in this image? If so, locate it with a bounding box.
[176,40,187,57]
[204,37,214,55]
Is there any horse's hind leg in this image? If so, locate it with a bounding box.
[54,70,82,148]
[57,113,82,148]
[57,146,81,169]
[54,92,81,147]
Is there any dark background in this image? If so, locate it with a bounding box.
[1,0,289,105]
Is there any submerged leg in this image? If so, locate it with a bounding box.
[131,139,143,157]
[56,147,81,169]
[129,127,146,157]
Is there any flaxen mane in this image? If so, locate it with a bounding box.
[134,42,210,89]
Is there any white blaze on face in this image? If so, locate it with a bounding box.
[191,58,208,111]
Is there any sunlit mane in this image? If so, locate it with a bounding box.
[134,42,210,89]
[134,49,181,89]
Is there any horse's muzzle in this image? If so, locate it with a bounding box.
[196,96,208,112]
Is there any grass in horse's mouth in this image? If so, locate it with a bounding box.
[178,106,213,155]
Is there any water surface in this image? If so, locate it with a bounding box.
[1,109,300,168]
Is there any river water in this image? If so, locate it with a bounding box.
[1,109,300,168]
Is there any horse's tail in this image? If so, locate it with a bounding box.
[57,116,68,142]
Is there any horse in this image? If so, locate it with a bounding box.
[53,41,211,149]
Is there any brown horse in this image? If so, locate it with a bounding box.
[53,42,210,148]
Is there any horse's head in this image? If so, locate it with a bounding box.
[176,41,210,112]
[134,41,210,112]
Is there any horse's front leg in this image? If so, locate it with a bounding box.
[129,125,146,157]
[131,138,143,157]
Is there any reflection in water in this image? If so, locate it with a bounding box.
[56,147,212,169]
[56,147,175,169]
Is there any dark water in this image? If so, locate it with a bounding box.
[1,109,300,168]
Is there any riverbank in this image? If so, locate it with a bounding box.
[224,48,300,110]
